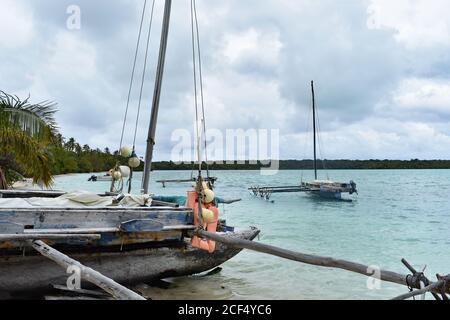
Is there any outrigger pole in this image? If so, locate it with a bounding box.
[31,240,146,300]
[195,230,450,300]
[142,0,172,194]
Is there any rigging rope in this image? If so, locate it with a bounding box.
[119,0,148,151]
[314,95,330,180]
[133,0,156,149]
[190,0,202,176]
[193,0,210,179]
[300,98,312,183]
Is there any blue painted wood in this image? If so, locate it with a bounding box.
[120,219,165,232]
[0,208,194,249]
[0,209,194,230]
[0,221,24,234]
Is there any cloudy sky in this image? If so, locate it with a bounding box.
[1,0,450,161]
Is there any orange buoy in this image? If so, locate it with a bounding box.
[186,191,219,253]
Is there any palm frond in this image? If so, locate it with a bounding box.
[0,91,59,138]
[0,127,54,188]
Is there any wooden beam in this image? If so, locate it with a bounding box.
[52,284,111,298]
[391,280,445,300]
[195,230,450,295]
[31,240,146,300]
[162,225,196,231]
[25,228,119,234]
[0,234,101,241]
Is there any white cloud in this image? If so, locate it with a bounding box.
[0,0,34,48]
[46,32,98,79]
[284,118,450,160]
[2,0,450,160]
[393,78,450,114]
[368,0,450,48]
[221,28,282,68]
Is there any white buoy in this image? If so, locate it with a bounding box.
[119,166,131,178]
[128,156,141,168]
[120,146,132,158]
[203,189,215,204]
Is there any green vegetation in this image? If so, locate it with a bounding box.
[0,92,125,188]
[0,91,58,188]
[48,135,126,175]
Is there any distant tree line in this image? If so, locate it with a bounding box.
[9,132,450,180]
[148,159,450,171]
[48,135,126,175]
[12,135,450,177]
[3,91,449,190]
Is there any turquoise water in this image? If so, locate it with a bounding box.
[53,170,450,300]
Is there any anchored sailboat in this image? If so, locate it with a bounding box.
[249,81,357,201]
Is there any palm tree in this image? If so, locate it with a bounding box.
[65,137,76,152]
[0,91,58,189]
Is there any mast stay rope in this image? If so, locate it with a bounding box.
[115,0,157,194]
[190,0,211,185]
[119,0,148,152]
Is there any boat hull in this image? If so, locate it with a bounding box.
[0,227,259,294]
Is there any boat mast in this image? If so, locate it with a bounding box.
[311,81,318,181]
[141,0,172,194]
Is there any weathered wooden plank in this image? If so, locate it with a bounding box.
[45,295,113,301]
[0,190,66,198]
[25,227,119,234]
[0,209,193,230]
[26,225,194,233]
[0,234,101,241]
[52,284,111,298]
[1,230,185,250]
[120,219,165,232]
[151,200,180,207]
[0,221,24,234]
[163,225,196,231]
[31,240,146,300]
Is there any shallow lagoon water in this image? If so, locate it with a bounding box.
[53,169,450,300]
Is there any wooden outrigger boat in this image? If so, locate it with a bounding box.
[0,190,258,293]
[0,0,259,296]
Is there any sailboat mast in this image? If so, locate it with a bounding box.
[311,81,318,181]
[141,0,172,194]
